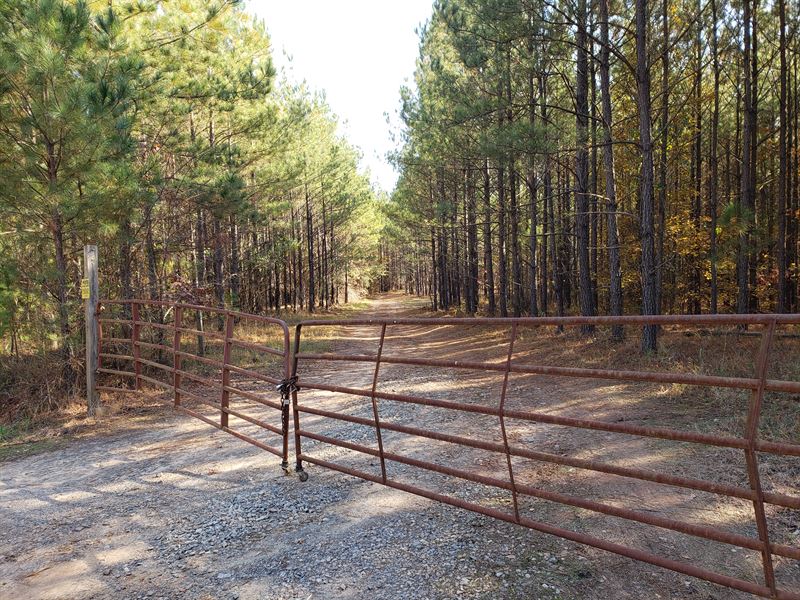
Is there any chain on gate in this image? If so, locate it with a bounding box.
[276,375,306,480]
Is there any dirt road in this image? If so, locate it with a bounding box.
[1,294,796,599]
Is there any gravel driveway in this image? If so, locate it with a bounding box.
[1,411,589,600]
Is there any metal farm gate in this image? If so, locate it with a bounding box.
[97,299,295,472]
[95,301,800,599]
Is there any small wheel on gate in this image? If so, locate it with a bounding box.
[297,470,309,482]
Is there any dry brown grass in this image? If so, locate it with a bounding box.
[0,352,81,426]
[0,385,169,461]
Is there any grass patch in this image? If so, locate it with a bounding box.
[0,418,32,442]
[0,437,66,462]
[0,385,175,463]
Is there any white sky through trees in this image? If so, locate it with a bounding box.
[247,0,433,193]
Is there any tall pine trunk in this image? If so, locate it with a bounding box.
[599,0,623,339]
[497,159,508,317]
[229,214,240,310]
[636,0,659,352]
[193,208,206,356]
[540,74,550,315]
[212,216,224,329]
[575,0,595,333]
[52,206,73,379]
[305,182,315,313]
[690,2,703,314]
[657,0,669,315]
[709,0,720,313]
[483,159,496,314]
[738,0,755,315]
[467,165,479,314]
[778,0,788,312]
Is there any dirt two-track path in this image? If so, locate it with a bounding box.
[1,294,795,599]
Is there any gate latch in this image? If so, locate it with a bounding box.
[277,375,299,406]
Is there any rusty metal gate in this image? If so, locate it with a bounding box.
[291,314,800,600]
[97,304,800,599]
[97,299,294,471]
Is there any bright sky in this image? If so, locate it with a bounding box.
[246,1,433,193]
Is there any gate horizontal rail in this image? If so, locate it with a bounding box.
[291,314,800,600]
[96,299,293,469]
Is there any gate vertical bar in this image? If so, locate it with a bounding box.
[743,319,777,595]
[499,323,520,522]
[173,306,183,406]
[84,245,99,416]
[291,324,305,475]
[220,313,234,428]
[370,323,388,482]
[132,303,141,390]
[281,323,292,473]
[281,394,291,473]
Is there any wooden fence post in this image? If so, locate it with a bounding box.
[84,245,99,416]
[220,313,234,428]
[173,306,183,406]
[132,303,141,390]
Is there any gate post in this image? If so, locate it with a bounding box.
[173,306,183,406]
[220,313,234,428]
[83,245,99,416]
[291,323,306,479]
[132,303,141,390]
